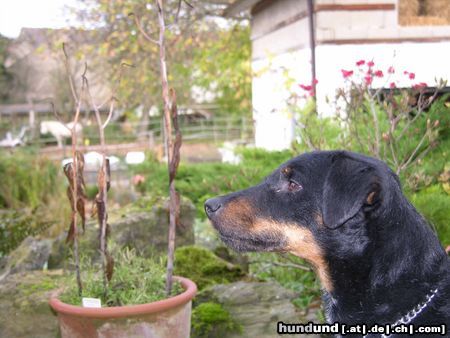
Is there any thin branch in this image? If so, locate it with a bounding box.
[129,13,160,45]
[72,66,86,128]
[50,102,72,132]
[174,0,182,24]
[405,144,434,172]
[102,100,116,129]
[365,91,381,158]
[398,129,429,174]
[62,43,80,103]
[396,88,439,142]
[174,0,194,24]
[183,0,194,8]
[61,44,91,296]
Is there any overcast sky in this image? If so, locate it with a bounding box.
[0,0,79,38]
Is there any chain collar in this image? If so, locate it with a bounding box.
[364,288,438,338]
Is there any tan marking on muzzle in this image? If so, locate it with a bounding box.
[252,220,333,292]
[222,199,256,227]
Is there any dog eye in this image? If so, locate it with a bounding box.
[288,180,302,192]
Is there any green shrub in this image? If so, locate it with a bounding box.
[408,185,450,244]
[174,246,245,290]
[237,147,293,168]
[132,147,294,217]
[293,94,450,189]
[0,150,63,209]
[292,99,343,152]
[191,302,242,338]
[0,210,53,258]
[59,248,183,306]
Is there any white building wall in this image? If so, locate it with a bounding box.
[252,41,450,149]
[249,0,450,150]
[252,50,311,150]
[315,42,450,116]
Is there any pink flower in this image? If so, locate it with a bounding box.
[413,82,427,89]
[389,82,396,89]
[388,66,395,74]
[374,70,384,78]
[409,72,415,80]
[364,75,373,85]
[367,61,375,67]
[299,79,318,96]
[356,60,365,66]
[299,84,312,91]
[132,174,145,185]
[403,70,409,75]
[341,69,354,78]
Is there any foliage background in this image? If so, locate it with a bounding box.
[73,0,251,119]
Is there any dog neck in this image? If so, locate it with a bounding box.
[322,272,441,327]
[364,288,438,338]
[322,204,447,325]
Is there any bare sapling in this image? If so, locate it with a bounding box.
[53,43,88,296]
[131,0,187,295]
[85,62,130,296]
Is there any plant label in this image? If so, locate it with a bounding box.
[82,297,102,308]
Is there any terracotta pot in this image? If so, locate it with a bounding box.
[49,276,197,338]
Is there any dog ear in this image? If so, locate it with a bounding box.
[323,155,381,229]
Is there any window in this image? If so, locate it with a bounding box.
[398,0,450,26]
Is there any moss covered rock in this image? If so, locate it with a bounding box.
[0,271,62,338]
[0,209,52,258]
[197,281,314,338]
[192,302,242,338]
[174,246,245,290]
[1,236,52,276]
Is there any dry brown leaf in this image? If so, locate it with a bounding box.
[105,252,114,282]
[63,152,87,242]
[66,217,75,244]
[169,88,182,182]
[77,197,86,233]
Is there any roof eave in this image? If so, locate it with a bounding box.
[223,0,261,17]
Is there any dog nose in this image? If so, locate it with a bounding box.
[204,198,222,217]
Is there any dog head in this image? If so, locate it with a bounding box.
[205,150,400,291]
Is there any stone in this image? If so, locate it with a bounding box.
[0,271,62,338]
[48,196,196,269]
[198,281,321,338]
[1,237,52,277]
[0,209,53,259]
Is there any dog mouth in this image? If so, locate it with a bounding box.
[212,222,286,252]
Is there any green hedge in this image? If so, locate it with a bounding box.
[132,148,293,217]
[0,150,62,209]
[409,185,450,244]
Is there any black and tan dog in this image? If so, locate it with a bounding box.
[205,151,449,337]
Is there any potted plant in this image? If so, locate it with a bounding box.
[49,2,197,337]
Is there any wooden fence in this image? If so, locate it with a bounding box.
[0,115,254,149]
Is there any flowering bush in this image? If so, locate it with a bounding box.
[334,59,446,176]
[293,59,449,190]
